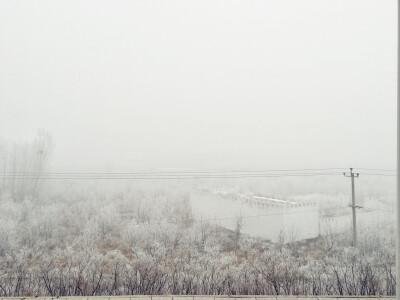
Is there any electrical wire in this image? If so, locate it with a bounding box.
[361,206,394,213]
[0,172,395,179]
[355,168,396,172]
[0,172,344,180]
[0,168,395,180]
[357,173,396,177]
[2,167,347,175]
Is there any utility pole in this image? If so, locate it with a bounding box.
[343,168,360,247]
[397,2,400,300]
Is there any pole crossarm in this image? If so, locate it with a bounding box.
[343,167,359,178]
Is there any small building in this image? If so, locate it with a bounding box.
[190,190,319,243]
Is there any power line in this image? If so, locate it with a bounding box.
[358,173,396,177]
[355,168,396,172]
[2,167,347,175]
[0,171,393,180]
[1,168,393,177]
[0,172,344,180]
[362,206,394,214]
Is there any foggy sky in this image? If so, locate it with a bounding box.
[0,0,396,171]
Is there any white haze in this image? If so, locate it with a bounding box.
[0,0,396,171]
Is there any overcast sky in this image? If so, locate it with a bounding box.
[0,0,396,171]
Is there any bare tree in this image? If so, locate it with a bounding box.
[32,130,53,197]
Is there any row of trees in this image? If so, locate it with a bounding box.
[0,182,395,296]
[0,241,394,296]
[0,130,52,201]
